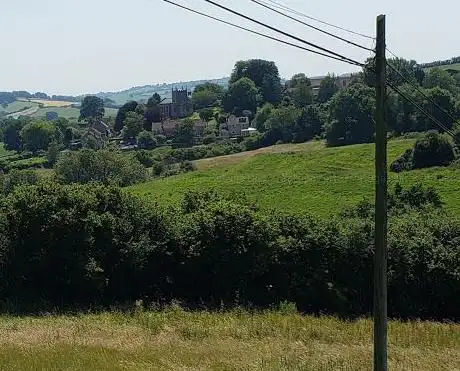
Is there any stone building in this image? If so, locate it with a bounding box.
[220,115,250,138]
[159,88,193,120]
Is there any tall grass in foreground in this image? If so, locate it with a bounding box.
[0,308,458,370]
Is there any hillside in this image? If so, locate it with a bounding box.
[94,77,229,105]
[129,139,460,217]
[0,100,118,119]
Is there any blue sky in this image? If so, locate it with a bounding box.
[0,0,457,95]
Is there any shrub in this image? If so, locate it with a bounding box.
[390,149,413,172]
[412,131,455,169]
[0,185,458,320]
[55,149,147,186]
[135,150,154,168]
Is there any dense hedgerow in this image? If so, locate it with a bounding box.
[0,182,458,320]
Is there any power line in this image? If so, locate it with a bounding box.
[386,62,459,125]
[159,0,364,67]
[203,0,365,67]
[264,0,375,40]
[387,80,456,137]
[249,0,374,52]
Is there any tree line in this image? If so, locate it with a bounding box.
[0,182,458,320]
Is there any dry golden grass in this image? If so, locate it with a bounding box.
[17,98,73,107]
[0,309,458,370]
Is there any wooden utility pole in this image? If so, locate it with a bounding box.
[374,14,388,371]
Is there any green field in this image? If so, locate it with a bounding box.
[0,310,457,370]
[31,106,118,119]
[0,101,39,114]
[0,143,14,158]
[129,139,460,217]
[424,62,460,72]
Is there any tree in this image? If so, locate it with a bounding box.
[2,118,26,151]
[20,120,56,152]
[230,59,282,104]
[55,149,147,186]
[423,67,458,95]
[263,106,301,144]
[325,83,375,146]
[46,141,60,166]
[419,87,456,132]
[199,108,214,122]
[173,119,195,147]
[115,100,138,132]
[286,73,313,108]
[317,74,339,103]
[144,94,162,130]
[192,83,225,109]
[387,58,425,86]
[293,105,324,142]
[79,96,105,122]
[253,103,273,132]
[122,111,144,140]
[412,131,455,169]
[222,78,259,116]
[137,130,157,149]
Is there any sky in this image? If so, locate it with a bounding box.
[0,0,458,95]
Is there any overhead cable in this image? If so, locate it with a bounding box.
[159,0,364,67]
[203,0,365,67]
[249,0,374,52]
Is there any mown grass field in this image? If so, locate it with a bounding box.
[30,106,118,119]
[0,101,39,114]
[0,310,458,370]
[129,139,460,217]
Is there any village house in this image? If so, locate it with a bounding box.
[220,115,251,138]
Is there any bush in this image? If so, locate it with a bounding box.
[0,184,458,320]
[55,149,147,186]
[390,149,413,173]
[413,131,455,169]
[135,150,154,168]
[203,134,216,145]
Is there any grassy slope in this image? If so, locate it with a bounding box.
[129,139,460,217]
[31,107,118,119]
[0,311,457,370]
[0,143,14,158]
[0,101,39,114]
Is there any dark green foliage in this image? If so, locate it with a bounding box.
[263,106,301,144]
[230,59,282,104]
[134,150,154,168]
[137,130,157,150]
[390,149,414,173]
[202,133,216,145]
[294,105,324,142]
[325,83,375,146]
[198,108,214,123]
[222,78,259,116]
[115,101,138,132]
[0,169,39,195]
[413,131,455,169]
[55,149,147,186]
[20,121,57,152]
[173,120,195,148]
[144,94,162,130]
[316,74,339,103]
[0,185,458,319]
[252,103,273,132]
[286,73,313,108]
[1,118,29,151]
[79,96,105,122]
[192,83,225,110]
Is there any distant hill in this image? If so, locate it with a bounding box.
[92,77,230,106]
